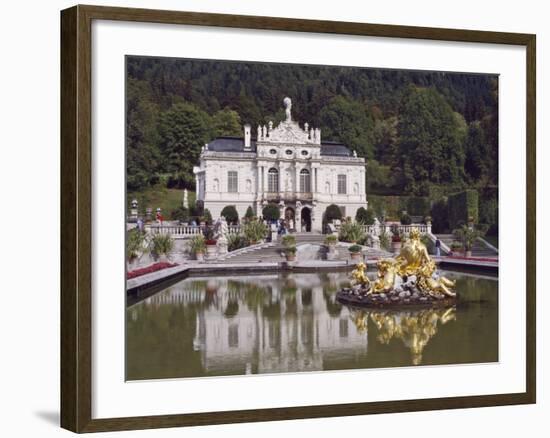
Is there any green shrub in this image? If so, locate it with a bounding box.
[202,208,213,224]
[281,234,296,247]
[149,233,174,256]
[400,212,412,225]
[170,206,189,223]
[339,221,365,243]
[189,235,206,254]
[284,246,297,255]
[349,244,362,253]
[126,228,146,260]
[324,235,338,245]
[324,204,343,222]
[262,203,280,222]
[227,233,248,252]
[379,232,391,250]
[220,205,239,224]
[243,220,267,243]
[356,207,375,225]
[244,206,255,221]
[453,224,482,251]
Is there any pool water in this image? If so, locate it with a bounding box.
[126,271,498,380]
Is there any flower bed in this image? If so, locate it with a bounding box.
[127,262,177,279]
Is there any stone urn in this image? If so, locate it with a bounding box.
[349,245,362,262]
[158,254,169,263]
[285,248,297,262]
[206,242,218,260]
[195,251,204,262]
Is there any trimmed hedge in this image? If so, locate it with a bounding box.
[262,203,280,221]
[220,205,239,224]
[447,190,479,229]
[355,207,375,225]
[368,194,430,220]
[324,204,343,222]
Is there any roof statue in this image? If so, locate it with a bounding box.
[283,96,292,122]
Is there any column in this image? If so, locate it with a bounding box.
[314,167,318,193]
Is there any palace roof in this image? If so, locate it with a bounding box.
[207,137,353,157]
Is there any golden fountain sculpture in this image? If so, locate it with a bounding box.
[339,228,456,307]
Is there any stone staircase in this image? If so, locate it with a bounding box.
[434,234,498,258]
[221,233,393,264]
[221,232,327,264]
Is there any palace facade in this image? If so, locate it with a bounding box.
[193,97,367,232]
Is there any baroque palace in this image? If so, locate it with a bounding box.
[193,97,367,232]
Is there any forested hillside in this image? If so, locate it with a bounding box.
[126,56,498,198]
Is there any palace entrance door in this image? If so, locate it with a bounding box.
[301,207,312,232]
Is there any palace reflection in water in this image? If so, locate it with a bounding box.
[126,272,498,380]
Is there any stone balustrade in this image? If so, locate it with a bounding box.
[361,223,432,236]
[146,224,243,239]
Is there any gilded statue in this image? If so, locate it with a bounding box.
[351,262,370,288]
[349,227,456,298]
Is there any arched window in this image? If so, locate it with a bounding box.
[300,169,311,193]
[268,168,279,193]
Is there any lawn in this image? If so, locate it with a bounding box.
[127,187,196,218]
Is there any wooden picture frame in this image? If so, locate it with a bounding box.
[61,4,536,433]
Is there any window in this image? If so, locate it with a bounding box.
[270,149,277,155]
[300,169,311,193]
[301,150,308,156]
[268,168,279,193]
[337,174,347,194]
[285,149,293,155]
[227,171,238,193]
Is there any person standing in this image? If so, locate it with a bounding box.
[435,238,441,257]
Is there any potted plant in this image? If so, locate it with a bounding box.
[453,224,481,258]
[324,234,338,249]
[282,235,297,262]
[149,233,174,263]
[284,246,297,262]
[450,241,463,256]
[126,228,146,270]
[189,235,206,261]
[338,221,365,243]
[348,244,362,262]
[243,219,267,244]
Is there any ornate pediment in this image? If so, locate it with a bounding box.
[256,97,321,145]
[267,120,310,144]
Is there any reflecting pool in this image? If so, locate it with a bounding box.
[126,271,498,380]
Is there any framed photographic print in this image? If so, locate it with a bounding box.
[60,4,536,433]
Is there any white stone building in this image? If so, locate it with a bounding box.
[193,97,367,232]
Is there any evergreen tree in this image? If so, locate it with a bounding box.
[212,108,242,137]
[396,87,465,193]
[157,102,213,188]
[319,96,375,159]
